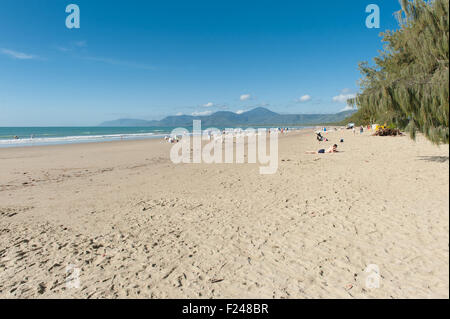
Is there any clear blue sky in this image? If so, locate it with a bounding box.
[0,0,401,126]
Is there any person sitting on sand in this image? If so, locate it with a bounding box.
[316,132,323,141]
[306,144,338,154]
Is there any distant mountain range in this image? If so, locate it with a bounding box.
[99,107,356,127]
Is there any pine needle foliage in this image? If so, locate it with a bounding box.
[348,0,449,144]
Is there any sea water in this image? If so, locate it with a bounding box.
[0,127,173,148]
[0,126,309,148]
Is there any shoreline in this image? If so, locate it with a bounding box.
[0,126,315,149]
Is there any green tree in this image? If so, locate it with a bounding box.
[348,0,449,144]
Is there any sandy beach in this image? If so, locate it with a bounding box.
[0,129,448,299]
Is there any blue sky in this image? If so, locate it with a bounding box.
[0,0,401,126]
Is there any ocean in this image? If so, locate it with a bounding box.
[0,127,175,148]
[0,125,310,148]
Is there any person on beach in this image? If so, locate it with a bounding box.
[316,132,323,141]
[306,144,338,154]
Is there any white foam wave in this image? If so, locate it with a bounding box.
[0,132,164,147]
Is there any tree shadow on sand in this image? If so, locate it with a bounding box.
[417,156,449,163]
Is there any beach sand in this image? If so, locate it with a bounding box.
[0,129,448,298]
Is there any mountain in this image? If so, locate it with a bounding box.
[99,107,356,127]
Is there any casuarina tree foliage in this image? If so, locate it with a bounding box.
[347,0,449,144]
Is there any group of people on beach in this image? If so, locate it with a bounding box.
[163,127,291,144]
[163,126,347,155]
[164,135,180,143]
[308,124,371,154]
[352,125,365,135]
[307,127,347,154]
